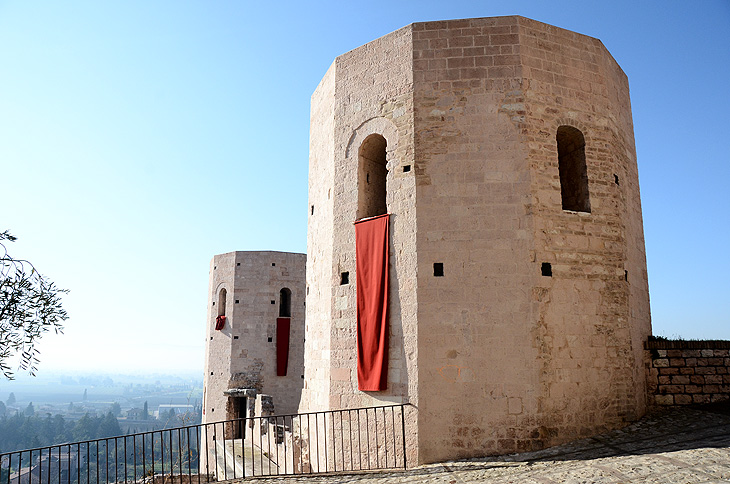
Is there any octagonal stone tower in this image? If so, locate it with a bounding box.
[302,16,651,464]
[203,251,306,426]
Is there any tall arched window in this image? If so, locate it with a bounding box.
[279,288,291,318]
[217,288,227,317]
[357,134,388,219]
[556,126,590,213]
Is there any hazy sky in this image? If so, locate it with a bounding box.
[1,1,728,377]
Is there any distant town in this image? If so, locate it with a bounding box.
[0,371,203,452]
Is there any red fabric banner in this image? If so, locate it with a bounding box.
[276,317,291,376]
[355,213,390,391]
[215,315,226,331]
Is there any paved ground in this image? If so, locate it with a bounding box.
[258,403,730,483]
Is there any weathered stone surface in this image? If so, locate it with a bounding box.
[304,15,651,465]
[202,251,306,421]
[647,345,730,406]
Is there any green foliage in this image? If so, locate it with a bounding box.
[0,412,200,483]
[97,412,122,437]
[72,413,95,441]
[0,230,68,379]
[142,401,148,420]
[110,401,121,416]
[0,412,123,453]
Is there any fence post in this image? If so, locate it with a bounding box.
[401,405,407,469]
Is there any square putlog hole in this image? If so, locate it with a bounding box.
[340,272,349,285]
[541,262,552,277]
[433,263,444,277]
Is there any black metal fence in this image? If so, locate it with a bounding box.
[0,404,407,483]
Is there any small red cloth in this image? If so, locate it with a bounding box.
[355,213,390,391]
[276,318,291,376]
[215,315,226,331]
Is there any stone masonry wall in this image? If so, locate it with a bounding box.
[302,24,419,464]
[412,17,537,464]
[411,16,649,463]
[518,14,650,439]
[300,63,336,414]
[203,251,306,424]
[647,340,730,406]
[306,15,650,466]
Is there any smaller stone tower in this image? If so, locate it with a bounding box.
[202,251,306,428]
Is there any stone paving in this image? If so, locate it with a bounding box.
[259,403,730,483]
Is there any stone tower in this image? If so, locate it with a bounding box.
[302,16,651,464]
[202,251,306,427]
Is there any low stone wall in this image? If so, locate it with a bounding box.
[139,474,214,484]
[646,340,730,406]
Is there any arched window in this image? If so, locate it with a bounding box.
[217,288,227,317]
[279,288,291,318]
[556,126,590,213]
[357,134,388,219]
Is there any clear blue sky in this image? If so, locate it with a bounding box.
[1,1,728,376]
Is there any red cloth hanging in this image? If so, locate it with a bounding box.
[215,315,226,331]
[355,213,390,391]
[276,317,291,376]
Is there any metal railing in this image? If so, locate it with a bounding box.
[0,404,407,483]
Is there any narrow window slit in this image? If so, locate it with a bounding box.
[358,134,388,219]
[279,288,291,317]
[218,289,227,316]
[557,126,590,213]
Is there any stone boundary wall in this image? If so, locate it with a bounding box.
[646,340,730,406]
[139,474,214,484]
